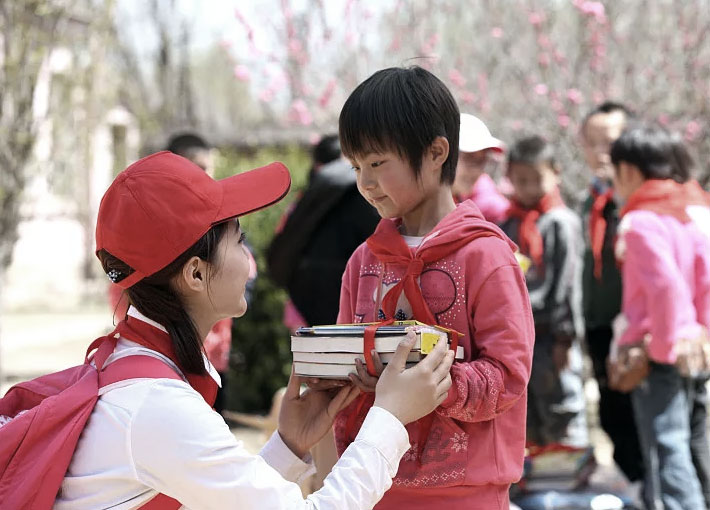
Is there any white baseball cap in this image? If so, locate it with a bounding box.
[459,113,504,153]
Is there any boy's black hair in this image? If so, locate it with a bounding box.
[166,132,211,158]
[581,101,635,133]
[339,66,460,184]
[610,124,691,183]
[312,134,341,167]
[508,135,557,169]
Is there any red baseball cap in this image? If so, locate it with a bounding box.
[96,151,291,288]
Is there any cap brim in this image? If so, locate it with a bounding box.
[214,162,291,222]
[459,137,505,153]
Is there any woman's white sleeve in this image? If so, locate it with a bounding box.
[130,385,409,510]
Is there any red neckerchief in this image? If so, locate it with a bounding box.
[620,179,710,222]
[507,187,566,267]
[116,316,218,406]
[589,187,614,280]
[366,214,510,324]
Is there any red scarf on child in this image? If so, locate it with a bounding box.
[366,207,512,324]
[116,316,219,406]
[589,187,614,280]
[620,179,710,222]
[507,187,566,267]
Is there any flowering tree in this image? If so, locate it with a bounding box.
[224,0,710,193]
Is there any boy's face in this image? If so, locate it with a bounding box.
[508,161,559,208]
[580,110,627,182]
[348,150,439,220]
[452,149,489,196]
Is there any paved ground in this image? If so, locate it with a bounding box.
[1,309,637,501]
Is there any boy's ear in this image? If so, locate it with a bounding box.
[427,136,450,169]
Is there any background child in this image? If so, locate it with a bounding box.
[335,66,534,510]
[452,113,510,223]
[500,136,588,452]
[578,102,645,484]
[610,124,710,510]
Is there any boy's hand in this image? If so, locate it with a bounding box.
[349,351,384,392]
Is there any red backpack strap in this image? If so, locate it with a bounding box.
[139,493,182,510]
[99,355,182,388]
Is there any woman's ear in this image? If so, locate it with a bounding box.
[177,256,207,293]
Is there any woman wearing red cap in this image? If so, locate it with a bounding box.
[54,151,454,509]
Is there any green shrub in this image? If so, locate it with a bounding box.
[215,144,311,412]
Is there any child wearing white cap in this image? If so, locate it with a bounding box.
[452,113,510,223]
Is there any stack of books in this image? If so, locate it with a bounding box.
[291,321,464,379]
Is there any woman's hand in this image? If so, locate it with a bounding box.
[373,332,455,425]
[278,370,360,458]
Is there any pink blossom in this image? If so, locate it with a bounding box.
[288,39,303,55]
[551,100,564,112]
[309,132,321,145]
[491,27,504,38]
[318,79,337,108]
[577,1,606,23]
[566,88,584,104]
[685,120,702,141]
[592,90,604,104]
[461,91,476,104]
[534,83,549,96]
[553,50,567,64]
[289,99,313,126]
[428,33,440,47]
[538,53,550,67]
[449,69,466,88]
[233,65,250,82]
[259,89,275,103]
[557,114,571,127]
[389,36,401,52]
[511,120,523,131]
[537,34,551,48]
[529,12,545,26]
[219,39,232,49]
[657,114,670,126]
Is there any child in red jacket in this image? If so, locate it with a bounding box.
[334,66,535,510]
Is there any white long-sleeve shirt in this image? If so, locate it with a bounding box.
[55,309,409,510]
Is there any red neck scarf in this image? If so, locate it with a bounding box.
[589,187,614,280]
[507,187,566,266]
[620,179,710,222]
[116,316,218,407]
[366,209,511,324]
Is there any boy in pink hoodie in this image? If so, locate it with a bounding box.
[334,66,534,510]
[611,124,710,510]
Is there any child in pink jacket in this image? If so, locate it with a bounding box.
[334,66,535,510]
[611,124,710,510]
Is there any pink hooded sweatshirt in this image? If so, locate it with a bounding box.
[616,207,710,364]
[335,201,534,510]
[456,174,511,224]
